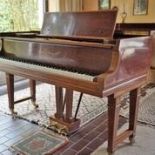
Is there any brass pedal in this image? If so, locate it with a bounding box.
[60,128,68,136]
[50,121,69,135]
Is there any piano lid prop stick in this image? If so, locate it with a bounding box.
[74,93,83,120]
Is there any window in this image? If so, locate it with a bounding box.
[99,0,111,10]
[133,0,148,15]
[0,0,44,32]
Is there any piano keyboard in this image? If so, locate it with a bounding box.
[0,57,94,81]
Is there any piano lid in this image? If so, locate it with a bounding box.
[41,9,118,39]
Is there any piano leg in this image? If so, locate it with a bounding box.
[6,73,37,117]
[50,87,80,135]
[29,80,38,108]
[6,73,17,116]
[129,88,140,143]
[107,88,140,154]
[107,94,121,154]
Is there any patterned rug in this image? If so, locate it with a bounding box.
[0,83,107,129]
[120,85,155,126]
[11,131,68,155]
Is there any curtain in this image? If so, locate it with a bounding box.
[59,0,83,12]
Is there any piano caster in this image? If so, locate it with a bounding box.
[31,101,39,109]
[129,135,135,144]
[10,109,17,119]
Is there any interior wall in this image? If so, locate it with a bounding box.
[48,0,83,12]
[83,0,98,11]
[48,0,60,12]
[83,0,155,23]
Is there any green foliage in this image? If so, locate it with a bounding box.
[0,0,40,32]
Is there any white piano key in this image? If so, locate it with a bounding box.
[0,58,94,81]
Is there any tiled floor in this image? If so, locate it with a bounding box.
[92,124,155,155]
[0,112,126,155]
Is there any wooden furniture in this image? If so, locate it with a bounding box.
[0,9,152,154]
[114,23,155,37]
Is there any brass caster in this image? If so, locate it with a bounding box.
[129,136,135,144]
[32,101,39,109]
[10,109,17,119]
[107,150,115,155]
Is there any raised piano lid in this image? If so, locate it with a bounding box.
[41,9,118,40]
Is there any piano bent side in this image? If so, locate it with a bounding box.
[101,36,152,94]
[99,36,152,153]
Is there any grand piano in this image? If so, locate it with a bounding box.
[0,8,152,154]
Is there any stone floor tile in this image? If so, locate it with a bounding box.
[0,137,9,145]
[0,145,8,152]
[1,150,14,155]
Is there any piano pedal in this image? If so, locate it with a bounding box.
[60,128,68,136]
[31,101,39,109]
[50,121,68,135]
